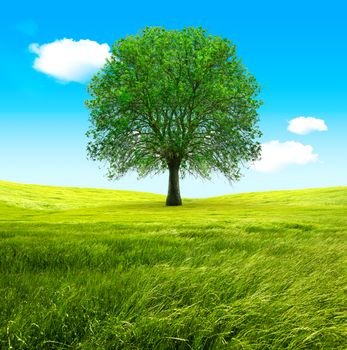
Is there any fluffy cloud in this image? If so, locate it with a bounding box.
[288,116,328,135]
[252,140,318,173]
[29,38,111,83]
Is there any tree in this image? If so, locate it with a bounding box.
[86,27,262,206]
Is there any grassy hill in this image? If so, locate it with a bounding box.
[0,180,346,349]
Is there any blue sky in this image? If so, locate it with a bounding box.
[0,0,346,197]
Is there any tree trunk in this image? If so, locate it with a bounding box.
[166,162,182,206]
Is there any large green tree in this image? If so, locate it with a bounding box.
[86,27,262,206]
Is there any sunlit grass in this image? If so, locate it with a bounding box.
[0,180,346,349]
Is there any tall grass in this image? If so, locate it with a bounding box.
[0,181,346,349]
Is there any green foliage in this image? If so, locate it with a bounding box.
[0,181,346,349]
[86,27,262,182]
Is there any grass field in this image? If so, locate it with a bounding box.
[0,180,346,349]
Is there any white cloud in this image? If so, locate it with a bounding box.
[252,140,318,173]
[288,116,328,135]
[29,38,111,83]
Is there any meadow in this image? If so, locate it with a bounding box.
[0,180,346,349]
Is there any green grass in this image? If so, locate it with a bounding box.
[0,180,346,349]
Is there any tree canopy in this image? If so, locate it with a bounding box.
[86,27,262,205]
